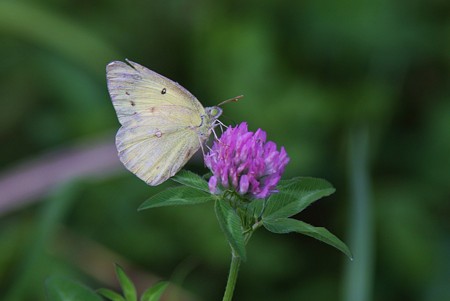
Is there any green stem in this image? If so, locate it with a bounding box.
[222,253,241,301]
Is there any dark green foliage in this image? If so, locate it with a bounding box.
[1,1,450,300]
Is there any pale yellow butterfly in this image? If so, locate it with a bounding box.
[106,59,228,186]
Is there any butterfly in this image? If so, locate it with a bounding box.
[106,59,225,186]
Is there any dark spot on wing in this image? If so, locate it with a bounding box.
[150,107,156,113]
[156,166,160,170]
[125,91,130,95]
[161,88,167,94]
[185,149,193,160]
[130,101,135,106]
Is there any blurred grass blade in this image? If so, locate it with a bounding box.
[4,182,80,301]
[97,288,126,301]
[0,1,119,77]
[140,282,169,301]
[114,264,137,301]
[343,127,374,301]
[45,276,102,301]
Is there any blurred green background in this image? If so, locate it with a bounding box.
[1,0,449,300]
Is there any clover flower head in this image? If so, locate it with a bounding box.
[205,122,289,199]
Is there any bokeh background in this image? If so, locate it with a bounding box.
[1,0,449,300]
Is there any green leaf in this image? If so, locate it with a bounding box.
[214,200,247,261]
[97,288,126,301]
[45,276,102,301]
[115,264,137,301]
[138,186,214,211]
[263,177,335,220]
[140,282,169,301]
[246,198,265,219]
[263,218,353,259]
[172,170,210,193]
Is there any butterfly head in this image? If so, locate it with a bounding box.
[205,106,223,120]
[197,106,223,140]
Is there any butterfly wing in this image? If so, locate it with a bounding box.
[116,119,200,185]
[107,60,205,185]
[107,60,205,125]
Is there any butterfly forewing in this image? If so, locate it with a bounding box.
[107,60,204,126]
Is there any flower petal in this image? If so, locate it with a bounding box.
[205,122,289,199]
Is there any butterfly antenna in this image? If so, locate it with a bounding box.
[217,95,244,107]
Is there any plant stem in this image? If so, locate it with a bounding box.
[222,253,241,301]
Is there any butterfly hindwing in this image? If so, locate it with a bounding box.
[116,120,200,185]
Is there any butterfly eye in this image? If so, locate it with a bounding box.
[206,107,222,118]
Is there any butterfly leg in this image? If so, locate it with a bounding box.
[211,128,220,141]
[215,119,228,131]
[211,119,228,140]
[197,135,207,158]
